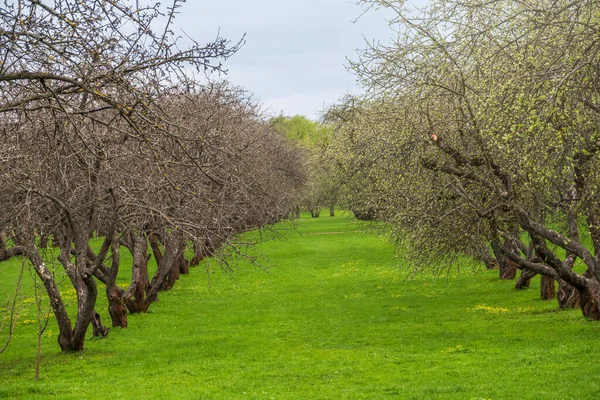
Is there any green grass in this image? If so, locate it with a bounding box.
[1,211,600,399]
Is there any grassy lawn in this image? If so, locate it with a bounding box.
[1,212,600,399]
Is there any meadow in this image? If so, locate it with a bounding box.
[1,212,600,399]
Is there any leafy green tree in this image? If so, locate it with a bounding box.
[330,0,600,318]
[271,115,340,217]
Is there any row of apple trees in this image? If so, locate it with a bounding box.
[0,0,305,351]
[324,0,600,319]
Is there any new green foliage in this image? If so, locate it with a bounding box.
[271,116,341,217]
[329,0,600,317]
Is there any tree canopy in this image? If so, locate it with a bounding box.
[0,0,305,352]
[328,0,600,318]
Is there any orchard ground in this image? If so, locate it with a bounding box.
[1,212,600,399]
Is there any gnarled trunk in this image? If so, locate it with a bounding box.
[540,275,556,301]
[124,235,152,313]
[558,280,580,309]
[579,282,600,320]
[91,311,110,337]
[160,236,185,291]
[500,259,518,280]
[64,239,99,352]
[28,248,74,351]
[189,240,205,266]
[104,244,128,327]
[515,269,536,289]
[492,240,518,280]
[483,254,499,270]
[107,283,128,327]
[179,257,189,275]
[309,207,321,218]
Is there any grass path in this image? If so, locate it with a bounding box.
[1,213,600,399]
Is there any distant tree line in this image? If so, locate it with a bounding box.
[271,115,342,218]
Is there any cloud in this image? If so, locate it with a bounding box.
[172,0,395,119]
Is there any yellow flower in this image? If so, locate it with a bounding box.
[469,304,509,314]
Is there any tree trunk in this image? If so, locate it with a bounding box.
[483,256,499,270]
[203,238,216,258]
[27,247,74,352]
[540,275,556,301]
[189,240,204,266]
[556,252,580,309]
[163,258,179,291]
[107,283,128,327]
[495,240,518,280]
[481,244,499,270]
[309,207,321,218]
[124,235,151,313]
[162,237,184,291]
[103,244,128,327]
[353,207,376,221]
[499,259,518,280]
[91,311,109,337]
[329,204,335,217]
[147,237,179,298]
[515,269,536,289]
[558,280,580,309]
[148,230,163,266]
[69,261,98,352]
[179,257,189,275]
[29,236,98,352]
[0,233,6,253]
[578,281,600,320]
[149,230,182,291]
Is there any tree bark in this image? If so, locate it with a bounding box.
[578,279,600,320]
[481,244,499,270]
[0,233,6,253]
[515,269,536,289]
[91,311,109,338]
[203,238,216,258]
[161,237,184,291]
[495,240,518,280]
[163,258,179,291]
[107,283,128,327]
[124,235,151,313]
[147,237,179,297]
[148,230,163,266]
[500,259,518,280]
[540,275,556,301]
[104,243,128,327]
[179,257,189,275]
[27,247,74,352]
[66,239,98,352]
[558,280,580,309]
[189,240,204,266]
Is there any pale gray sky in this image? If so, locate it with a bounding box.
[174,1,396,120]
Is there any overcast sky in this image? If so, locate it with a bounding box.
[174,1,396,120]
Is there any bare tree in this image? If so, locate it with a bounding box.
[0,0,241,351]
